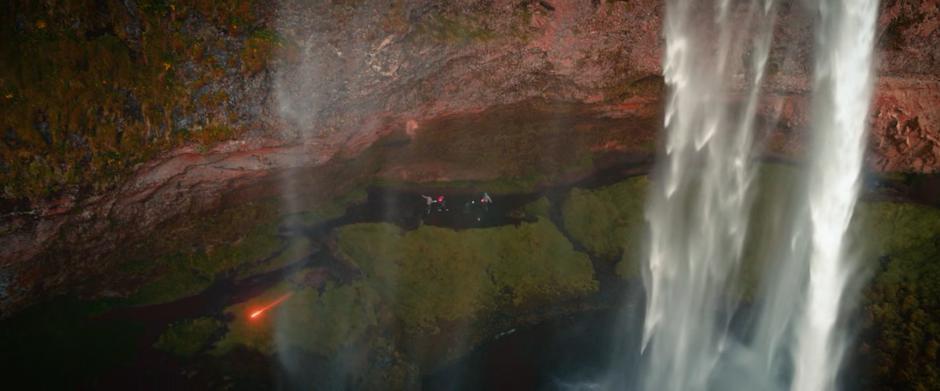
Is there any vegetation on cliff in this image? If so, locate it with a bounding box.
[561,177,648,278]
[109,177,363,305]
[0,0,274,201]
[119,183,366,305]
[123,199,287,305]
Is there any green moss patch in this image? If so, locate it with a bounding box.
[125,200,285,305]
[523,196,552,219]
[129,267,216,306]
[131,206,284,305]
[213,283,291,355]
[276,282,381,356]
[121,184,364,305]
[214,280,380,357]
[124,225,283,305]
[234,236,314,280]
[154,317,224,357]
[561,177,649,277]
[335,220,597,334]
[855,202,940,390]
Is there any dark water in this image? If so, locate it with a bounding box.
[317,187,539,232]
[864,171,940,207]
[425,303,645,391]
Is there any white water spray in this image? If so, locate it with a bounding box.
[639,0,878,390]
[640,1,777,390]
[793,1,879,390]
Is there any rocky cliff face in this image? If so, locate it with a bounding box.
[1,0,939,315]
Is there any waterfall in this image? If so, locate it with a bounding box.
[793,1,879,390]
[640,1,777,390]
[639,1,878,390]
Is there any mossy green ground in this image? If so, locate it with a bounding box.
[523,196,552,219]
[124,200,286,305]
[212,286,281,355]
[856,202,940,390]
[154,317,224,357]
[214,218,598,360]
[336,221,598,333]
[213,280,380,357]
[562,177,649,278]
[120,184,362,305]
[126,227,306,306]
[233,236,314,280]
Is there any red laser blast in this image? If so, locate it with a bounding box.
[249,292,293,320]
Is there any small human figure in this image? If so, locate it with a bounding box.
[421,195,435,215]
[436,195,448,212]
[480,192,493,211]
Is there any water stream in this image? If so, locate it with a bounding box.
[637,1,778,390]
[635,1,878,390]
[793,2,879,389]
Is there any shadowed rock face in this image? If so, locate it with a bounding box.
[0,0,939,315]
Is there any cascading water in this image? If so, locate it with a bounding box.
[638,0,878,390]
[793,1,879,390]
[639,1,777,390]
